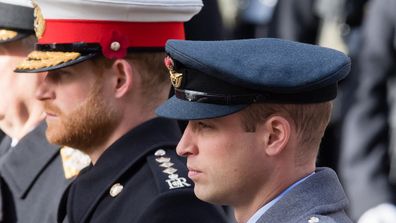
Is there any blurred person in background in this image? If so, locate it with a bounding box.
[340,0,396,222]
[0,0,89,222]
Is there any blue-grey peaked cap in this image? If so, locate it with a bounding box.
[156,38,351,120]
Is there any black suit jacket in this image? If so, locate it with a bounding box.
[66,118,228,223]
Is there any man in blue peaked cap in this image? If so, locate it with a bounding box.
[156,38,353,223]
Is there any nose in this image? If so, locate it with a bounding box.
[35,72,54,101]
[176,122,198,157]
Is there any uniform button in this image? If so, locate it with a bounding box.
[110,41,121,51]
[308,216,319,223]
[154,149,166,156]
[109,183,123,197]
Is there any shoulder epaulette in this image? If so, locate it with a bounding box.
[147,148,193,193]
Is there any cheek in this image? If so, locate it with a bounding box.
[200,136,249,173]
[57,88,91,112]
[221,135,260,174]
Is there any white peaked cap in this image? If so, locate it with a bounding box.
[0,0,32,8]
[14,0,203,73]
[37,0,203,22]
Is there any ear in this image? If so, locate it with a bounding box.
[257,115,291,156]
[110,59,134,98]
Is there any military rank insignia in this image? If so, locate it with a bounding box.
[164,56,183,88]
[154,149,191,190]
[60,147,91,179]
[15,51,81,71]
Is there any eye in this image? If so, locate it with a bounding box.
[46,70,72,83]
[198,121,212,129]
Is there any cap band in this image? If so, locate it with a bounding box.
[175,84,338,105]
[39,20,185,46]
[38,19,184,58]
[36,43,101,53]
[175,89,263,105]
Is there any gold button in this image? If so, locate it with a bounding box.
[109,183,123,197]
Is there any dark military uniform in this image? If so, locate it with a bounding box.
[65,118,227,223]
[0,122,71,223]
[0,131,4,143]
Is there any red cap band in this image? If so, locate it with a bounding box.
[38,19,185,58]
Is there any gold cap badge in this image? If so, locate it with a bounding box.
[164,56,183,88]
[32,0,45,39]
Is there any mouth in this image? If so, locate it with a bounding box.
[187,166,202,180]
[43,103,62,119]
[44,111,58,119]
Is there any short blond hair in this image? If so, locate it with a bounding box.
[240,102,332,149]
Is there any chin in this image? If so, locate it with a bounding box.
[194,186,224,205]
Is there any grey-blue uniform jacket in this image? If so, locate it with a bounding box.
[0,122,71,223]
[64,117,228,223]
[256,168,352,223]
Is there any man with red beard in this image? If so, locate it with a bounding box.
[0,0,89,222]
[15,0,229,223]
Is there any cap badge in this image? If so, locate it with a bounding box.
[164,56,183,88]
[32,0,45,39]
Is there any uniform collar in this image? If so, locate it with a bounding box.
[0,135,12,159]
[247,172,315,223]
[256,167,349,223]
[0,121,60,198]
[68,117,181,223]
